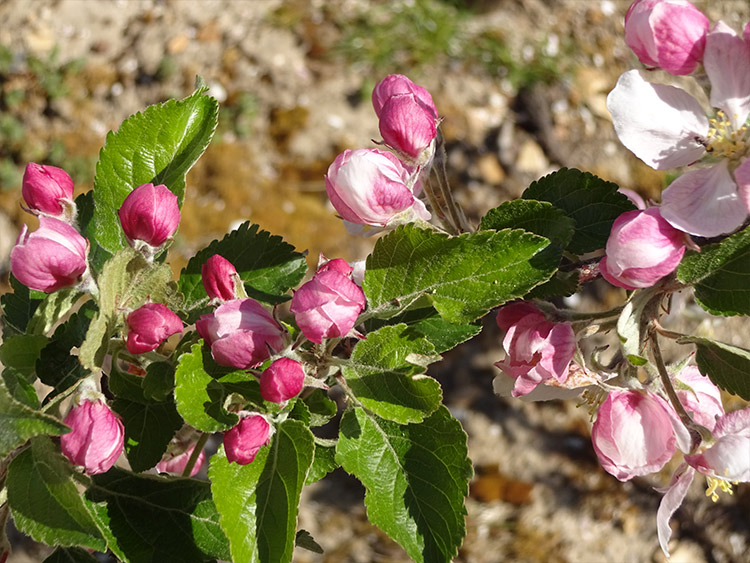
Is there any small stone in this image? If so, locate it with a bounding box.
[515,139,548,174]
[476,153,506,185]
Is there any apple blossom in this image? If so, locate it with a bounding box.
[494,302,576,397]
[599,207,686,290]
[592,390,677,481]
[156,444,206,477]
[260,357,305,403]
[21,162,75,217]
[378,93,437,164]
[624,0,709,75]
[290,258,366,344]
[196,298,285,369]
[118,183,180,248]
[673,365,724,431]
[372,74,437,119]
[324,148,430,231]
[61,397,124,475]
[10,216,88,292]
[202,254,239,302]
[224,413,272,465]
[607,21,750,237]
[125,303,183,354]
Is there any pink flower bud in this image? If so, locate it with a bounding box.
[624,0,710,75]
[260,357,305,403]
[156,444,206,477]
[22,163,74,216]
[201,254,238,302]
[325,148,430,229]
[494,302,576,397]
[378,94,437,163]
[118,183,180,248]
[61,398,124,475]
[674,366,724,431]
[10,216,88,292]
[592,390,677,481]
[600,208,686,290]
[290,259,366,344]
[372,74,437,119]
[125,303,183,354]
[196,298,285,369]
[224,413,271,465]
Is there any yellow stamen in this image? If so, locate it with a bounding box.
[705,476,734,503]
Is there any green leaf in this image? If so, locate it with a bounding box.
[676,336,750,400]
[37,304,95,401]
[178,222,307,314]
[522,168,635,254]
[677,227,750,316]
[336,406,472,563]
[480,199,575,247]
[174,343,265,432]
[6,437,106,551]
[0,333,49,381]
[525,269,580,299]
[26,289,83,336]
[301,388,337,428]
[364,224,555,323]
[86,467,230,562]
[79,248,175,370]
[89,81,218,256]
[305,442,337,485]
[43,547,99,563]
[342,325,442,424]
[1,275,43,337]
[616,288,659,367]
[0,382,69,458]
[209,419,315,563]
[142,361,175,402]
[112,398,183,472]
[366,307,481,354]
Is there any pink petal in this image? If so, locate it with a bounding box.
[704,21,750,130]
[656,464,695,558]
[661,161,748,237]
[734,157,750,212]
[607,70,708,169]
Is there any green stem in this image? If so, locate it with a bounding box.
[181,432,210,478]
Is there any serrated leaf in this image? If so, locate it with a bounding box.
[0,333,49,380]
[86,468,230,562]
[302,388,337,427]
[364,225,555,323]
[1,275,43,337]
[522,168,635,254]
[676,336,750,400]
[336,406,472,563]
[89,83,218,256]
[526,269,580,299]
[6,437,106,551]
[209,419,314,563]
[305,442,337,485]
[366,307,481,354]
[142,361,175,402]
[480,199,575,247]
[174,343,266,432]
[37,304,95,401]
[677,227,750,316]
[0,382,69,458]
[178,222,307,313]
[43,547,99,563]
[342,325,442,423]
[26,289,83,336]
[112,398,183,472]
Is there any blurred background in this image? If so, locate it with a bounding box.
[1,1,749,561]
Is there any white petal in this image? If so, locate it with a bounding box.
[607,70,709,169]
[661,161,747,237]
[705,21,750,130]
[656,464,695,558]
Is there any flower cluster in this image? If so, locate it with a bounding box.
[325,75,437,234]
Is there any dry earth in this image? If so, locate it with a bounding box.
[1,1,749,562]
